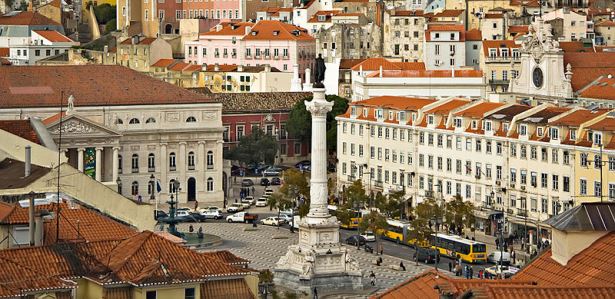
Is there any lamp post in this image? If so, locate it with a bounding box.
[166,179,181,237]
[150,174,157,211]
[363,164,372,203]
[116,177,122,194]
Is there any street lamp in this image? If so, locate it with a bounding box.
[116,177,122,194]
[166,179,181,237]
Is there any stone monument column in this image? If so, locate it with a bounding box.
[305,89,332,218]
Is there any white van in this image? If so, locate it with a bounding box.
[488,251,511,264]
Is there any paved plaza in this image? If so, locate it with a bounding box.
[184,222,430,294]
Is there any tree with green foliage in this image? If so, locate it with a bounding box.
[407,198,444,248]
[443,195,476,234]
[105,20,117,34]
[93,4,116,25]
[286,95,348,151]
[278,168,310,217]
[228,129,278,165]
[358,211,388,246]
[375,191,405,219]
[342,180,369,208]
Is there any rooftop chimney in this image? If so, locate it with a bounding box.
[25,145,31,177]
[379,65,383,77]
[245,26,252,35]
[237,64,244,72]
[214,63,220,72]
[264,64,271,72]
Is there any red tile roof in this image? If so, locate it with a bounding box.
[466,29,483,41]
[151,58,175,68]
[564,52,615,91]
[202,22,255,36]
[0,65,211,109]
[0,120,40,144]
[0,11,60,26]
[454,102,505,118]
[351,57,425,71]
[243,20,314,41]
[596,20,615,27]
[425,24,466,41]
[474,285,615,298]
[514,232,615,287]
[587,117,615,131]
[354,96,436,111]
[308,10,342,23]
[119,37,156,45]
[432,9,464,18]
[391,10,425,17]
[577,76,615,101]
[424,99,470,114]
[559,41,595,53]
[482,40,520,57]
[549,109,609,126]
[339,58,366,69]
[0,47,8,57]
[371,69,483,78]
[33,30,73,43]
[508,25,529,34]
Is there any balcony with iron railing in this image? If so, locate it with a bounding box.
[489,79,510,85]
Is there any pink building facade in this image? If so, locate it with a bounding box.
[157,0,242,34]
[184,20,316,80]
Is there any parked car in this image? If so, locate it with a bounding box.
[360,231,376,242]
[261,216,284,226]
[255,198,268,207]
[241,179,254,187]
[488,251,511,265]
[295,160,311,171]
[226,203,244,213]
[260,178,270,186]
[413,247,439,264]
[241,196,255,205]
[271,177,282,185]
[485,265,520,278]
[240,201,251,209]
[278,213,293,223]
[345,235,367,246]
[198,209,223,220]
[226,212,258,223]
[263,166,282,176]
[264,188,274,195]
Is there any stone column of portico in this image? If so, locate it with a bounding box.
[305,88,333,217]
[112,147,120,184]
[160,143,168,197]
[77,148,85,172]
[95,147,103,182]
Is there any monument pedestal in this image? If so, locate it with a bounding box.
[274,216,363,293]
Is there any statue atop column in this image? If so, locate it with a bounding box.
[314,54,326,88]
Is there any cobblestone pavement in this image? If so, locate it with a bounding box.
[182,222,430,292]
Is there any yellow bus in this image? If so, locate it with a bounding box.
[328,205,361,229]
[430,233,487,263]
[380,219,429,247]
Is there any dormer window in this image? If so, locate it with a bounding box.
[376,109,383,119]
[550,127,559,140]
[388,111,394,120]
[570,129,577,140]
[427,115,434,125]
[500,48,509,58]
[471,120,477,129]
[594,132,603,146]
[485,120,492,131]
[251,31,258,36]
[503,123,509,132]
[537,127,544,137]
[512,49,520,59]
[398,111,406,122]
[363,108,368,117]
[454,117,462,128]
[351,106,357,117]
[273,30,280,36]
[318,15,326,22]
[489,48,497,58]
[412,113,417,122]
[519,124,527,136]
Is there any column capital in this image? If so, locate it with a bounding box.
[112,146,121,151]
[197,141,206,145]
[77,147,85,152]
[95,147,104,151]
[179,141,187,146]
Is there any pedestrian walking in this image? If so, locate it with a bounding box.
[399,261,406,271]
[369,271,376,286]
[469,267,474,279]
[313,287,318,299]
[376,257,382,266]
[251,186,255,194]
[448,261,452,272]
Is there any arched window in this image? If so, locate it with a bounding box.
[169,152,176,171]
[186,116,197,123]
[207,177,214,192]
[207,150,214,169]
[131,181,139,195]
[131,154,139,173]
[129,118,140,124]
[146,117,156,123]
[188,151,195,170]
[169,180,178,193]
[118,155,123,174]
[115,118,123,124]
[148,153,155,172]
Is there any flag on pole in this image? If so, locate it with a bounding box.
[156,179,162,193]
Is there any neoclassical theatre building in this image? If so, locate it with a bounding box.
[0,65,226,206]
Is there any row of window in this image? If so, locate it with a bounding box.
[129,178,215,195]
[14,48,65,57]
[119,151,215,173]
[116,116,197,125]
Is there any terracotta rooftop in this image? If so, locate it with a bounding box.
[485,104,531,121]
[454,102,506,118]
[596,20,615,27]
[369,69,483,78]
[0,65,212,109]
[0,158,51,190]
[199,64,280,72]
[559,41,595,53]
[0,11,60,26]
[354,96,436,111]
[308,10,342,23]
[390,10,424,17]
[258,7,293,13]
[119,37,156,45]
[243,20,313,41]
[465,29,483,41]
[33,30,74,43]
[151,58,175,68]
[0,120,41,144]
[189,90,311,113]
[514,232,615,287]
[339,58,366,69]
[0,47,9,57]
[426,24,466,41]
[202,22,255,36]
[432,9,464,18]
[508,25,529,34]
[519,107,570,124]
[577,76,615,101]
[587,117,615,131]
[424,99,470,115]
[482,40,520,57]
[549,109,609,126]
[564,52,615,91]
[351,58,426,71]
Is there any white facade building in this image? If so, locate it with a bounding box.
[8,30,77,65]
[423,23,467,70]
